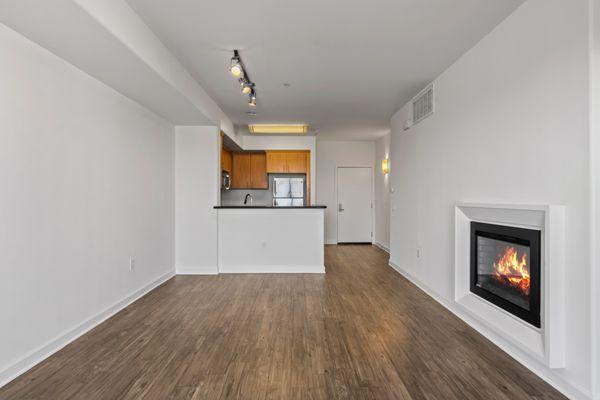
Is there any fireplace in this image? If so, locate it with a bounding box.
[470,222,541,328]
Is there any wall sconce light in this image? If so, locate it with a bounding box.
[382,158,390,174]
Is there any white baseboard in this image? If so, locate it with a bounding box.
[219,265,326,274]
[0,270,175,389]
[176,266,218,275]
[373,241,390,253]
[387,260,592,400]
[324,240,337,245]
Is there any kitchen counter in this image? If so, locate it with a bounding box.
[216,207,325,274]
[214,205,326,209]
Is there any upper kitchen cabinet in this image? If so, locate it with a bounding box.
[265,151,287,173]
[231,153,251,189]
[231,152,268,189]
[266,150,309,173]
[286,152,307,173]
[221,147,232,173]
[250,153,268,189]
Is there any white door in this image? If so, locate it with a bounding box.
[337,167,372,243]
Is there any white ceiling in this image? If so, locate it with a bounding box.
[126,0,524,140]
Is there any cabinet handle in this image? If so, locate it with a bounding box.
[338,203,344,212]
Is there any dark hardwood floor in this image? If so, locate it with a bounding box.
[0,245,565,399]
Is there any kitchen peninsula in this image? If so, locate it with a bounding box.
[214,205,326,273]
[217,133,325,273]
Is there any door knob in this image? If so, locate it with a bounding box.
[338,203,344,212]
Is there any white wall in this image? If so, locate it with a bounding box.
[0,24,175,385]
[389,0,592,397]
[175,126,220,274]
[591,0,600,397]
[316,141,374,243]
[374,134,391,251]
[243,135,317,204]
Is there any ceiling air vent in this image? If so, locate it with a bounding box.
[412,84,434,125]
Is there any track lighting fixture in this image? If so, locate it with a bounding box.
[229,50,257,107]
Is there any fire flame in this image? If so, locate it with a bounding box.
[493,247,530,296]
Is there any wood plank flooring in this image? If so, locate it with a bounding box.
[0,245,566,399]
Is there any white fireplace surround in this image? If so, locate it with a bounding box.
[455,203,565,369]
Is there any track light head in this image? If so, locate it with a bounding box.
[240,79,253,95]
[230,60,242,77]
[229,52,243,77]
[248,93,257,107]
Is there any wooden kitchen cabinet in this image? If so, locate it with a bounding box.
[265,151,288,173]
[250,153,268,189]
[230,150,309,192]
[221,147,232,173]
[266,150,309,173]
[231,152,267,189]
[286,152,307,173]
[231,153,251,189]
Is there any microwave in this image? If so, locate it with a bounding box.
[221,171,231,190]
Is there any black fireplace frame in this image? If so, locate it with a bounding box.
[470,222,541,328]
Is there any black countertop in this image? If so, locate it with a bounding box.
[214,205,326,209]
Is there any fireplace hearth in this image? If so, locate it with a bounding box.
[470,222,541,328]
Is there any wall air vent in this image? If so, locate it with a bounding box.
[412,84,434,125]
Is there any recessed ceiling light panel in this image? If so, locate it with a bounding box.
[248,124,309,135]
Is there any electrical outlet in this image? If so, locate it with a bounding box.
[129,256,135,271]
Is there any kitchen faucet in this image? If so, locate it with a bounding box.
[244,193,253,206]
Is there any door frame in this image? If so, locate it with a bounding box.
[336,166,374,244]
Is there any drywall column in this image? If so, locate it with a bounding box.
[175,126,220,274]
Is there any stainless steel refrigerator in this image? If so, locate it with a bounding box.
[273,177,305,206]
